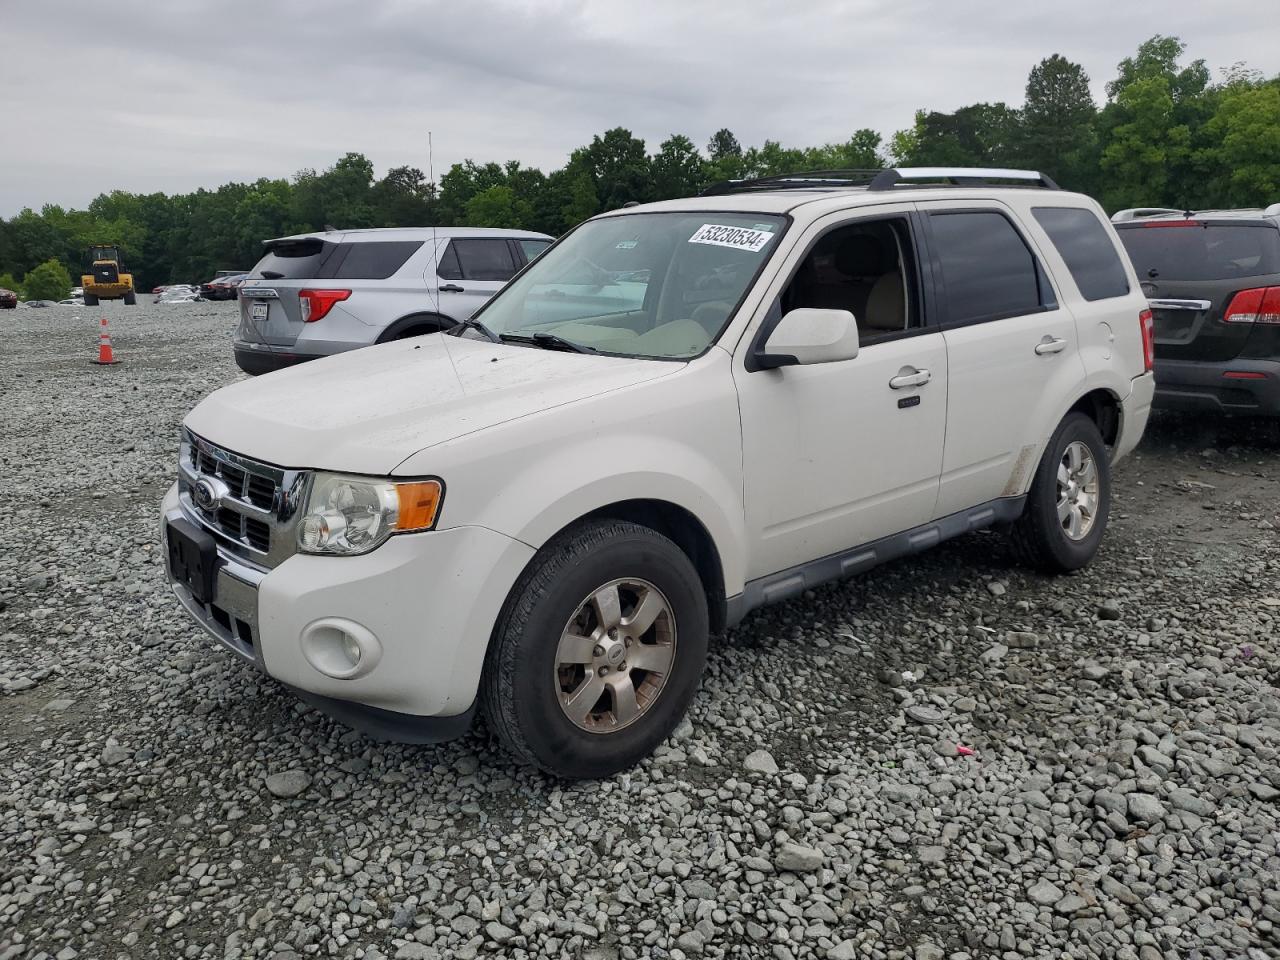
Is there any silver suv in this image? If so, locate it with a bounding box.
[233,227,553,375]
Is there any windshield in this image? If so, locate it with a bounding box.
[1118,222,1280,281]
[473,212,786,359]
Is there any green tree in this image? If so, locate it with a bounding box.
[23,258,72,301]
[560,172,599,228]
[0,271,21,296]
[651,135,706,199]
[464,185,535,228]
[891,103,1020,166]
[574,128,652,209]
[1017,55,1097,190]
[1200,78,1280,207]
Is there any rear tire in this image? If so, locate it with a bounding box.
[83,293,99,307]
[481,520,709,779]
[124,291,137,305]
[1011,412,1111,573]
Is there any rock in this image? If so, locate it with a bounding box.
[1028,880,1063,906]
[101,740,130,765]
[774,842,823,873]
[676,931,705,954]
[979,644,1008,664]
[485,922,515,944]
[1127,793,1166,825]
[905,704,944,725]
[828,942,857,960]
[265,770,311,799]
[394,946,438,960]
[987,581,1007,597]
[1055,894,1088,915]
[917,845,946,864]
[1005,631,1040,649]
[743,749,778,775]
[1167,788,1214,817]
[1080,662,1109,680]
[1096,600,1123,621]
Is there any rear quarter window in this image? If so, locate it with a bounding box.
[250,238,335,279]
[1117,223,1280,281]
[1032,207,1130,301]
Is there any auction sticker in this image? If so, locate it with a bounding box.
[688,223,774,252]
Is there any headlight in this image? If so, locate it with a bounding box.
[297,472,443,556]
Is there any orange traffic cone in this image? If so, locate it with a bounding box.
[91,317,121,365]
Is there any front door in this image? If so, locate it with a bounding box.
[733,207,948,580]
[432,237,520,320]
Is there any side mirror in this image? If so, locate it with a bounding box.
[756,308,860,369]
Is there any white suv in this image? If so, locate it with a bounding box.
[161,167,1155,778]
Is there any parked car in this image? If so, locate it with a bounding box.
[1113,204,1280,416]
[162,167,1153,778]
[200,273,248,301]
[0,288,16,309]
[155,287,204,304]
[59,295,84,306]
[233,227,553,375]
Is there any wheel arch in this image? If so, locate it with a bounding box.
[375,311,455,343]
[1066,387,1122,447]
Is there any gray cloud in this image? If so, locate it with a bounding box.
[2,0,1278,215]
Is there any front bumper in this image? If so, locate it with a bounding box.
[160,482,535,734]
[1152,357,1280,416]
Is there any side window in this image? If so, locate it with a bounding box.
[435,242,462,280]
[331,241,423,280]
[452,239,518,281]
[780,217,918,342]
[1032,207,1130,301]
[929,210,1053,325]
[520,239,551,262]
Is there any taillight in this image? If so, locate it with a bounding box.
[1223,286,1280,324]
[1140,220,1201,228]
[1139,308,1155,372]
[298,289,351,323]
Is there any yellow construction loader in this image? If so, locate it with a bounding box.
[82,245,136,306]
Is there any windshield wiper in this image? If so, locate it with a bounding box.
[258,271,284,280]
[499,332,598,354]
[450,318,501,343]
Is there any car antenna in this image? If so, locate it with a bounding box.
[429,130,443,322]
[323,223,338,232]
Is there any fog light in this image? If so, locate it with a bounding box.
[300,617,382,680]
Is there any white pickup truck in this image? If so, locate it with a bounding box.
[162,167,1155,778]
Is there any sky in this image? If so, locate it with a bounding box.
[3,0,1279,217]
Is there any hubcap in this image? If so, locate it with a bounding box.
[554,578,676,733]
[1056,440,1099,541]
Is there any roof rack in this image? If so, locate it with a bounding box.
[700,169,882,196]
[1110,207,1184,223]
[866,167,1060,191]
[699,166,1059,197]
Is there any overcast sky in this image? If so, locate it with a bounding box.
[4,0,1279,216]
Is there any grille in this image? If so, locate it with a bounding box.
[179,432,303,567]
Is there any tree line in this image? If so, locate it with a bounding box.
[1,34,1277,297]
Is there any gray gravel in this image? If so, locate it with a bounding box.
[3,302,1280,960]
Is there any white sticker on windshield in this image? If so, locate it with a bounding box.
[688,223,774,253]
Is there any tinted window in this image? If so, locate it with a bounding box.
[1033,207,1130,301]
[250,238,336,280]
[520,239,551,262]
[436,243,462,280]
[331,241,422,280]
[1117,223,1280,281]
[930,211,1049,324]
[451,239,518,281]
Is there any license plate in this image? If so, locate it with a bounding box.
[167,518,218,604]
[251,302,269,321]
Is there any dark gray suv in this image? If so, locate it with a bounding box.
[1114,204,1280,415]
[234,227,552,375]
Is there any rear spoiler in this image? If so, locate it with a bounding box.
[1111,208,1184,223]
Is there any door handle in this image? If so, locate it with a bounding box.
[438,284,465,293]
[1035,336,1067,355]
[889,368,931,390]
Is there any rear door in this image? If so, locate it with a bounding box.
[432,238,520,320]
[1116,221,1280,362]
[922,202,1085,518]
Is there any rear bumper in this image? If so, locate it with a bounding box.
[233,336,361,375]
[1153,358,1280,416]
[1115,372,1154,463]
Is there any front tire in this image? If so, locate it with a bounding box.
[83,293,99,306]
[481,520,709,779]
[1011,412,1111,572]
[124,290,137,305]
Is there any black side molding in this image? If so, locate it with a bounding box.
[724,496,1026,627]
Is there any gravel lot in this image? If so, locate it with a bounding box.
[2,302,1279,960]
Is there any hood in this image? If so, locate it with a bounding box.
[185,335,678,474]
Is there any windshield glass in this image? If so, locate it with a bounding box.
[473,212,786,359]
[1118,223,1280,281]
